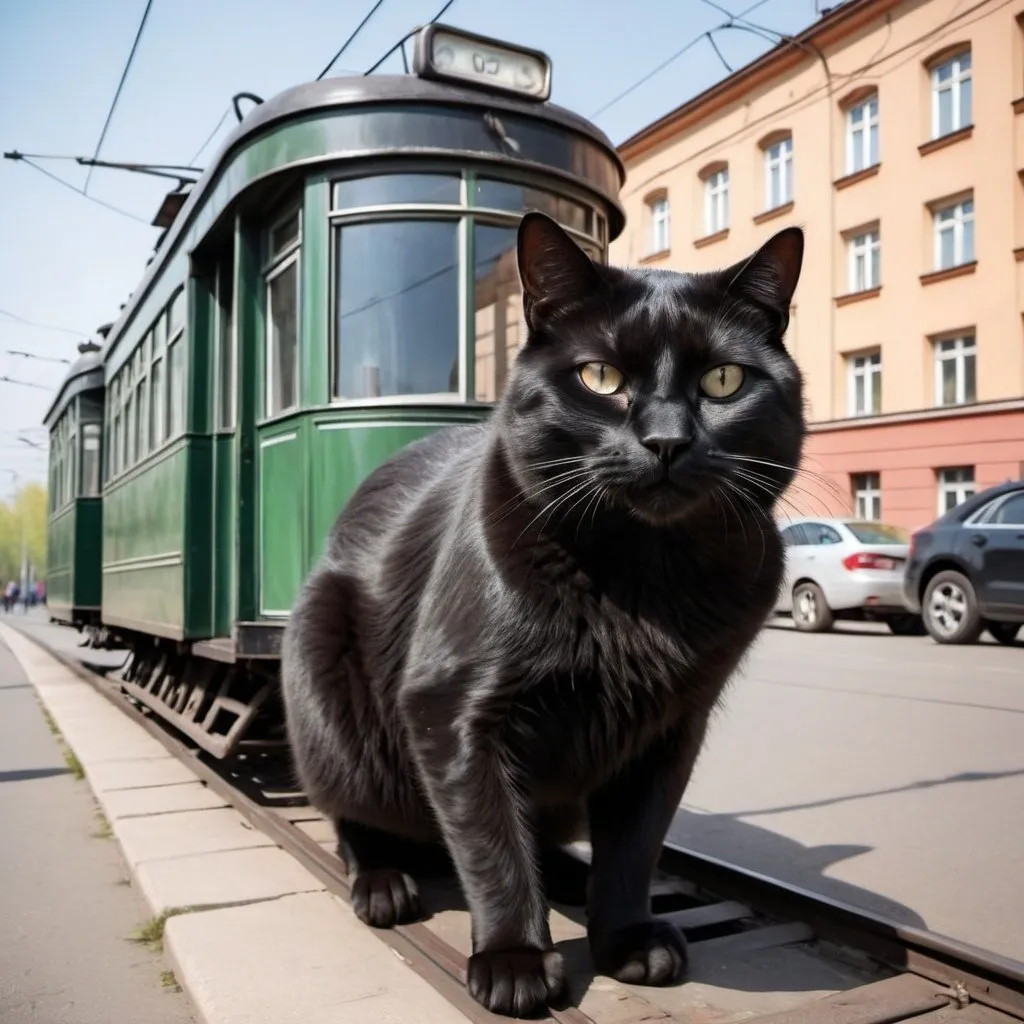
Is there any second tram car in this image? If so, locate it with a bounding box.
[43,24,625,755]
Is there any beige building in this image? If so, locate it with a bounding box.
[611,0,1024,529]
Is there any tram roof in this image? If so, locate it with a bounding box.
[43,348,104,427]
[95,74,626,368]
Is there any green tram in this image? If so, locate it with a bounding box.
[43,24,624,757]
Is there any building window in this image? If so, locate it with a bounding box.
[933,197,974,270]
[937,466,976,513]
[647,195,670,254]
[265,209,301,417]
[848,230,880,292]
[931,50,972,139]
[846,94,879,174]
[852,472,881,520]
[704,168,729,235]
[763,136,793,209]
[848,350,882,416]
[934,334,976,406]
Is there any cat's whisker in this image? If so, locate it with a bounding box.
[510,477,595,549]
[485,468,596,524]
[729,467,817,522]
[714,451,850,509]
[731,465,848,519]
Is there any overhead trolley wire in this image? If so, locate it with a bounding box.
[318,0,389,80]
[588,0,774,118]
[363,0,459,76]
[8,157,152,224]
[83,0,155,193]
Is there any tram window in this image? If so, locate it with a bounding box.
[125,392,136,466]
[473,224,524,402]
[168,287,186,337]
[81,424,101,497]
[474,179,592,236]
[334,220,459,399]
[167,338,185,437]
[271,212,301,260]
[332,174,460,210]
[217,259,235,429]
[266,259,299,415]
[138,371,150,456]
[151,358,165,448]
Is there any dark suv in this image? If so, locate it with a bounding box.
[903,480,1024,645]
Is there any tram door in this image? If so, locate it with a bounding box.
[210,251,236,637]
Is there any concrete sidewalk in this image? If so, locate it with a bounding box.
[0,623,473,1024]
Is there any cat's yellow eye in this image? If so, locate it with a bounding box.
[579,362,625,395]
[700,364,745,399]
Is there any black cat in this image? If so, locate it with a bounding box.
[281,212,805,1018]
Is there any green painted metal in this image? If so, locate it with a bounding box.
[101,442,188,636]
[211,432,237,635]
[46,500,101,625]
[254,405,490,617]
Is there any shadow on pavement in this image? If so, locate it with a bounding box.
[667,806,926,932]
[0,766,72,783]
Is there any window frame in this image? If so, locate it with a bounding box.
[325,165,607,409]
[934,333,976,406]
[931,50,972,139]
[263,206,303,420]
[845,94,879,174]
[763,136,793,210]
[937,466,976,514]
[847,350,882,417]
[704,168,729,235]
[648,195,670,255]
[851,471,882,520]
[848,229,880,292]
[932,197,974,270]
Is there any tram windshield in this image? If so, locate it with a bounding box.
[329,170,605,405]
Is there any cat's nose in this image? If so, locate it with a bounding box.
[640,434,690,464]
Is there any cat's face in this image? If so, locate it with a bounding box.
[501,213,806,528]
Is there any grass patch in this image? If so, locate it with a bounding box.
[62,746,84,780]
[37,701,85,780]
[130,908,190,953]
[92,811,113,840]
[159,969,181,992]
[40,706,61,737]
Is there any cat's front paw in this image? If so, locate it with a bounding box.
[467,947,565,1018]
[351,868,422,928]
[589,919,688,986]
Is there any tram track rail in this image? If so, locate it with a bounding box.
[18,624,1024,1024]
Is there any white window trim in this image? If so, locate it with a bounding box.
[932,198,973,270]
[265,250,301,419]
[648,196,670,255]
[931,52,972,139]
[933,334,976,406]
[847,230,880,292]
[852,472,881,520]
[704,169,729,235]
[763,137,792,210]
[847,350,882,416]
[845,95,878,175]
[937,467,976,514]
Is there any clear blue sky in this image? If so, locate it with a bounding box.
[0,0,816,498]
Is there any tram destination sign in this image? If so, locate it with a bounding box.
[413,24,552,102]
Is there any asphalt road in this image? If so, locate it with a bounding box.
[672,620,1024,963]
[0,628,195,1024]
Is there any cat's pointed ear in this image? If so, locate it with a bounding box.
[722,226,804,333]
[517,212,602,328]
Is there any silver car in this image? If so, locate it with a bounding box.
[775,518,924,634]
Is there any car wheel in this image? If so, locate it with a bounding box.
[987,622,1021,646]
[792,582,834,633]
[887,614,926,636]
[922,571,983,644]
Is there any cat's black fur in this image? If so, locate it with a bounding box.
[281,213,805,1018]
